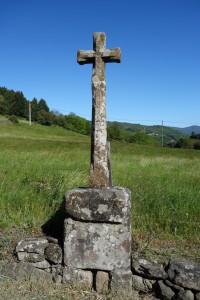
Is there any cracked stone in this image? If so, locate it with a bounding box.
[15,238,48,254]
[132,258,168,279]
[65,187,131,225]
[157,281,175,300]
[168,259,200,291]
[45,243,62,264]
[177,290,194,300]
[64,218,131,271]
[96,271,109,292]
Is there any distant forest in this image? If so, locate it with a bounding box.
[0,86,91,135]
[0,86,155,145]
[0,86,199,149]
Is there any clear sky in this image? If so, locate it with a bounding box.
[1,0,200,127]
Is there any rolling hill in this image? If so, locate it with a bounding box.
[108,121,189,144]
[172,125,200,134]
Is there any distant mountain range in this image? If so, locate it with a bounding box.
[171,125,200,134]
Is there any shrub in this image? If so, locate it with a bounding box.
[193,142,200,150]
[8,115,19,123]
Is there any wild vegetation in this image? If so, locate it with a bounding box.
[2,86,200,148]
[0,86,91,135]
[0,122,199,262]
[110,121,188,145]
[168,132,200,150]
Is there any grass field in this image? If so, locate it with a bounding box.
[0,122,200,261]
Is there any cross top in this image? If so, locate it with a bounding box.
[77,32,121,65]
[77,32,121,188]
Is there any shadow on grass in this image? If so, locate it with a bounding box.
[41,198,66,246]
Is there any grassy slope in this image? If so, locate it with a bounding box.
[0,123,200,259]
[0,123,90,229]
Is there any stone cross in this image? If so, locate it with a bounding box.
[77,32,121,187]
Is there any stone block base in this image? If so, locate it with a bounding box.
[64,218,131,270]
[110,269,133,293]
[62,267,93,288]
[63,186,132,293]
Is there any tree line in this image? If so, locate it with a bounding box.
[0,87,91,135]
[4,86,199,150]
[168,132,200,150]
[1,86,199,149]
[0,86,157,145]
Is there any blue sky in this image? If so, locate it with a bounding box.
[1,0,200,127]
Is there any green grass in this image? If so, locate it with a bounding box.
[0,123,200,259]
[0,115,8,120]
[0,123,90,229]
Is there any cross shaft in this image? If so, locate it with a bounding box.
[77,32,121,187]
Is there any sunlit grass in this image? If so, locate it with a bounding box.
[0,123,200,258]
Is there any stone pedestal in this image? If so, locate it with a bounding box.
[63,187,132,293]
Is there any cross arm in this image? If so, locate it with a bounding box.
[102,48,121,63]
[77,50,95,65]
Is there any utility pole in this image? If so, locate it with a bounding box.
[29,102,32,126]
[161,120,164,147]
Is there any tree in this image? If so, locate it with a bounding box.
[37,98,49,112]
[194,142,200,150]
[107,123,122,140]
[11,91,27,117]
[3,89,15,115]
[53,115,67,127]
[190,132,200,140]
[174,138,190,149]
[127,131,153,144]
[0,95,6,114]
[65,114,91,135]
[37,109,54,126]
[31,98,38,121]
[0,88,27,117]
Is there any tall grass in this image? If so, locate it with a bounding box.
[0,123,90,230]
[0,123,200,257]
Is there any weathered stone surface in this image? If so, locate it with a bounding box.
[177,290,194,300]
[77,270,93,288]
[62,266,75,283]
[77,32,121,187]
[65,187,131,224]
[15,238,48,254]
[110,270,132,294]
[196,292,200,300]
[31,260,51,269]
[51,265,62,275]
[17,251,29,261]
[96,271,110,292]
[168,259,200,291]
[132,258,168,279]
[17,252,45,263]
[143,278,156,292]
[51,265,62,283]
[45,243,62,264]
[53,274,62,284]
[0,262,52,282]
[157,281,175,300]
[46,236,59,244]
[132,275,146,292]
[132,275,155,292]
[64,218,131,270]
[165,279,184,292]
[62,267,93,288]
